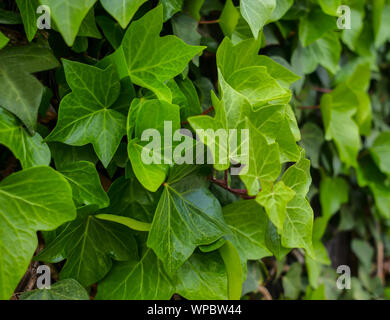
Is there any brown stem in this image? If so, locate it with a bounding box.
[258,286,273,300]
[376,222,385,284]
[210,177,256,199]
[312,86,332,93]
[199,19,219,24]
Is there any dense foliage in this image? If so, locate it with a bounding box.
[0,0,390,300]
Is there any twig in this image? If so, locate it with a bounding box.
[312,86,332,93]
[376,222,385,284]
[258,286,273,300]
[210,177,256,199]
[199,19,219,24]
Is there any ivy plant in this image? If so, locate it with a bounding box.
[1,0,390,301]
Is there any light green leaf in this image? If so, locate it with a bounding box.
[318,0,341,16]
[320,175,349,218]
[240,0,276,38]
[58,161,109,209]
[370,132,390,176]
[219,241,243,300]
[36,209,137,287]
[256,181,295,232]
[46,60,126,167]
[127,98,181,192]
[240,120,281,196]
[115,5,205,101]
[96,214,151,232]
[0,32,9,50]
[0,166,76,300]
[219,0,240,37]
[0,108,50,168]
[147,178,226,273]
[100,0,147,29]
[96,247,174,300]
[282,196,314,257]
[39,0,97,46]
[20,279,89,300]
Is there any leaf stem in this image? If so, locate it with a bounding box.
[210,177,255,199]
[198,19,219,24]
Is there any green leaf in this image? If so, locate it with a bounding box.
[114,5,205,101]
[0,108,51,168]
[318,0,341,16]
[16,0,39,41]
[240,120,281,196]
[58,161,109,209]
[96,214,151,232]
[176,250,228,300]
[370,132,390,176]
[104,176,160,223]
[219,241,243,300]
[282,262,302,299]
[320,86,361,168]
[147,177,226,273]
[127,98,181,192]
[223,200,271,261]
[100,0,147,29]
[256,181,295,232]
[320,175,349,218]
[0,45,59,132]
[39,0,98,46]
[300,123,324,169]
[0,31,9,50]
[0,166,76,300]
[299,8,336,47]
[46,60,126,167]
[351,239,373,270]
[219,0,240,37]
[282,196,314,257]
[240,0,276,38]
[36,210,137,287]
[20,279,89,300]
[96,247,175,300]
[161,0,184,20]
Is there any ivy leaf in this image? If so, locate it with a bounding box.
[240,0,276,38]
[320,85,361,168]
[370,132,390,176]
[36,208,138,287]
[58,161,109,209]
[256,181,295,232]
[96,247,175,300]
[318,0,341,16]
[320,175,349,218]
[39,0,97,46]
[0,108,51,168]
[240,120,281,196]
[282,196,314,257]
[161,0,184,20]
[0,166,76,300]
[0,31,8,49]
[223,200,271,261]
[127,98,181,192]
[103,176,160,223]
[46,60,126,167]
[147,175,227,274]
[0,46,59,132]
[100,0,147,29]
[299,8,335,47]
[176,250,228,300]
[15,0,39,41]
[114,5,205,101]
[20,279,89,300]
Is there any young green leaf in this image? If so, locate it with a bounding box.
[0,166,76,300]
